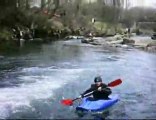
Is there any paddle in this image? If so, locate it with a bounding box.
[61,79,122,106]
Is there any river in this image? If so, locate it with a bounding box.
[0,38,156,119]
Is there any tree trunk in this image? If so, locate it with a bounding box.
[54,0,59,10]
[41,0,45,10]
[26,0,30,9]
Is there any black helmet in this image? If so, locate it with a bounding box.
[94,76,102,83]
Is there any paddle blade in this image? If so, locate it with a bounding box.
[108,79,122,87]
[61,99,73,106]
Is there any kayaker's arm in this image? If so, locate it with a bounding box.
[101,87,112,94]
[81,89,93,97]
[81,84,96,97]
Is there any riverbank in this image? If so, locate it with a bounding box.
[0,8,155,53]
[1,16,155,54]
[79,34,156,53]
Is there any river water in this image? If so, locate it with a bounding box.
[0,39,156,119]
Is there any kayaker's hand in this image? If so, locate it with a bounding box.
[78,95,82,99]
[80,94,84,98]
[98,87,102,91]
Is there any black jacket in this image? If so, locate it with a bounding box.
[81,83,112,99]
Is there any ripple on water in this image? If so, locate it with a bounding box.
[0,39,156,119]
[0,66,85,119]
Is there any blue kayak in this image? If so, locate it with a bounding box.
[76,94,119,112]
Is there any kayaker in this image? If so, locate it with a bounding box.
[81,76,112,100]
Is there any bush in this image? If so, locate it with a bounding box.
[0,28,12,41]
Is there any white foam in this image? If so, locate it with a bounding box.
[0,67,84,118]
